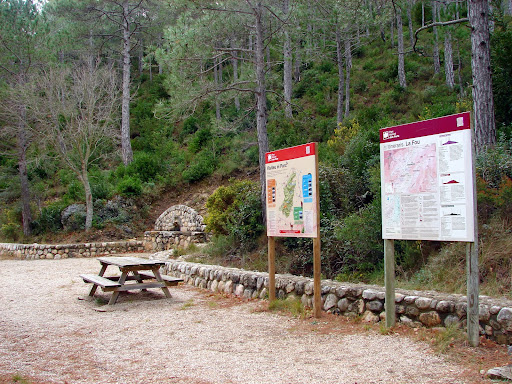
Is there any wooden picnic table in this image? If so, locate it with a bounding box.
[80,256,183,305]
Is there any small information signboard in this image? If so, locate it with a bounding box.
[379,112,475,242]
[265,142,321,317]
[265,143,319,238]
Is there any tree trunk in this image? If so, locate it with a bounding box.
[17,105,32,236]
[397,6,407,88]
[407,0,414,47]
[214,56,221,120]
[294,43,302,82]
[444,31,455,89]
[336,27,345,124]
[283,0,293,118]
[344,38,352,119]
[432,0,441,74]
[121,0,133,165]
[80,167,93,231]
[254,1,269,222]
[469,0,496,150]
[230,39,240,112]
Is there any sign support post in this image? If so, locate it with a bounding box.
[313,148,322,318]
[384,239,396,327]
[268,236,276,302]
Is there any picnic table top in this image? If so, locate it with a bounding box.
[97,256,166,268]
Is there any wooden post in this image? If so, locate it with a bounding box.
[313,146,322,318]
[467,114,479,347]
[268,236,276,302]
[384,239,396,327]
[466,241,479,347]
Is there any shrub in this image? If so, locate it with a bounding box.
[205,180,263,251]
[32,201,67,234]
[182,150,217,183]
[117,176,143,197]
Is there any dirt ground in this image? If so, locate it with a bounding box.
[0,256,509,384]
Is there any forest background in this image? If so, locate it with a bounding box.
[1,0,512,299]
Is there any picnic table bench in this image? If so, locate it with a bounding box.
[80,256,183,305]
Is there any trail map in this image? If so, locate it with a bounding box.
[379,113,475,242]
[266,143,318,238]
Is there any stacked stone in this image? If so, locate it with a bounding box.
[164,259,512,345]
[154,205,206,232]
[0,240,144,260]
[143,231,209,251]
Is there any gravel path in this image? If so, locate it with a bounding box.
[0,257,474,384]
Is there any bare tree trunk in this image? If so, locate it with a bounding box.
[397,6,407,88]
[344,38,352,119]
[294,43,302,82]
[457,43,465,97]
[444,31,455,89]
[121,0,133,165]
[253,1,269,221]
[422,1,425,26]
[230,39,240,112]
[336,27,345,124]
[81,167,93,231]
[432,0,441,74]
[17,105,32,236]
[283,0,293,118]
[469,0,496,150]
[407,0,414,47]
[214,56,221,120]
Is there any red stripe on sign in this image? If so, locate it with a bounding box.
[266,142,316,163]
[380,112,471,143]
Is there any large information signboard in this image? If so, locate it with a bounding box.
[265,143,318,238]
[379,112,475,242]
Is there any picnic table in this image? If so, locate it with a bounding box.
[80,256,183,305]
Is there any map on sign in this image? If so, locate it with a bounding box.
[380,112,475,242]
[266,143,318,238]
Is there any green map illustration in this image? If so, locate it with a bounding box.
[280,172,296,217]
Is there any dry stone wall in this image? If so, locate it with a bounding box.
[164,259,512,345]
[0,240,144,259]
[144,231,209,251]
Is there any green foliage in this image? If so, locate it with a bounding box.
[116,176,143,197]
[492,19,512,128]
[205,180,263,250]
[31,201,67,235]
[182,150,217,183]
[188,127,212,153]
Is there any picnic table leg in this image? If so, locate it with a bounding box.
[152,268,172,298]
[108,271,128,305]
[88,263,108,297]
[132,271,148,291]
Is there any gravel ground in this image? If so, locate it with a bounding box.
[0,257,478,384]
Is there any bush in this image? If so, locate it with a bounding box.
[117,176,143,197]
[32,201,67,234]
[205,180,263,251]
[182,151,217,183]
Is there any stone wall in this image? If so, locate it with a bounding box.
[144,231,209,252]
[164,260,512,345]
[0,240,144,259]
[155,205,206,232]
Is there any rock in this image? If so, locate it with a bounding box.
[367,300,384,313]
[362,311,380,323]
[338,298,350,312]
[323,294,338,311]
[487,366,512,381]
[415,297,432,310]
[497,308,512,331]
[61,204,86,231]
[444,315,461,328]
[419,311,442,327]
[436,300,454,313]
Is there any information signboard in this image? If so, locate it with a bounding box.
[379,112,475,242]
[265,143,318,238]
